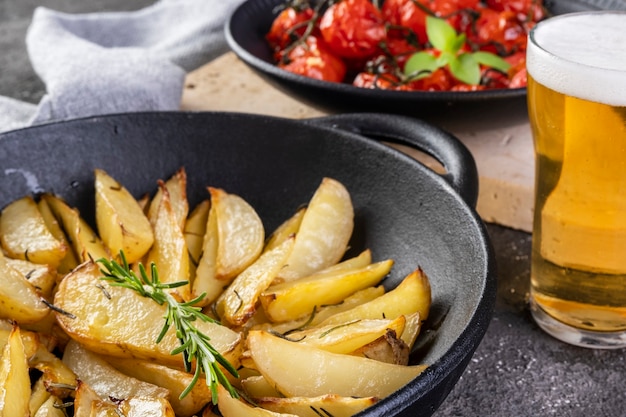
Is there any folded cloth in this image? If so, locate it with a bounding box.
[0,0,246,133]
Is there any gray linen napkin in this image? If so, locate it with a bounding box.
[0,0,245,133]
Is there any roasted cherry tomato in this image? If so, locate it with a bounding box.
[382,0,431,45]
[278,36,347,82]
[266,6,316,51]
[509,67,527,88]
[319,0,387,59]
[353,71,411,90]
[469,8,528,55]
[408,67,455,91]
[431,0,480,33]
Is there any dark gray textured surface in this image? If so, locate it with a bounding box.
[2,1,625,416]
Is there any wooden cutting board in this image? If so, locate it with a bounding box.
[181,52,535,232]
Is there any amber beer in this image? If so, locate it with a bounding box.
[527,11,626,348]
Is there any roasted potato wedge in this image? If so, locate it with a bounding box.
[32,394,65,417]
[263,206,305,253]
[260,259,393,322]
[7,258,57,300]
[184,199,210,278]
[146,182,191,300]
[318,267,431,326]
[210,187,265,281]
[118,396,176,416]
[54,261,242,369]
[0,251,50,324]
[148,168,189,231]
[37,197,79,274]
[62,340,169,401]
[285,315,406,354]
[246,330,427,398]
[0,326,31,417]
[191,199,219,304]
[255,394,378,417]
[0,195,68,267]
[94,169,154,264]
[216,237,295,326]
[217,384,298,417]
[253,285,385,335]
[42,193,110,263]
[106,357,212,417]
[276,178,354,282]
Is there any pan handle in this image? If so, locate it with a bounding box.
[304,113,479,208]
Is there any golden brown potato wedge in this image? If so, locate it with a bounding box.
[0,251,50,324]
[37,197,79,274]
[255,394,378,417]
[246,330,427,398]
[252,285,385,335]
[106,357,212,417]
[263,206,305,253]
[72,380,108,417]
[62,340,170,401]
[191,199,219,305]
[286,315,406,354]
[0,326,31,417]
[317,267,431,326]
[29,343,77,399]
[210,187,265,282]
[54,261,242,369]
[6,258,57,300]
[94,169,154,264]
[0,195,68,267]
[42,193,110,263]
[184,199,210,277]
[216,384,298,417]
[276,178,354,282]
[145,182,191,300]
[216,237,295,326]
[29,377,50,417]
[240,375,282,398]
[118,396,176,417]
[31,393,66,417]
[260,259,393,322]
[148,168,189,231]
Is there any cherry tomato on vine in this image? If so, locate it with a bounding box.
[381,0,431,45]
[267,6,316,51]
[408,67,455,91]
[469,8,527,55]
[431,0,480,33]
[353,71,411,90]
[278,36,347,82]
[319,0,387,59]
[509,67,527,88]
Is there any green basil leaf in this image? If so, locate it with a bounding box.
[426,16,458,53]
[448,53,481,85]
[472,51,512,73]
[404,51,441,80]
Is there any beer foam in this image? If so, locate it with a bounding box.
[526,12,626,106]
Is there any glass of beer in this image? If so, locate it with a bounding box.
[527,11,626,348]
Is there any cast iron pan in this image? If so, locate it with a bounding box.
[0,111,496,417]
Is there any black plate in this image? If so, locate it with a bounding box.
[225,0,626,116]
[0,111,495,417]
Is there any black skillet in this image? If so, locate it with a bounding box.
[0,111,496,417]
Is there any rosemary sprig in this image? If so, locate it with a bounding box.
[97,252,239,404]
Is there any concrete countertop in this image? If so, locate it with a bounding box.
[2,1,625,416]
